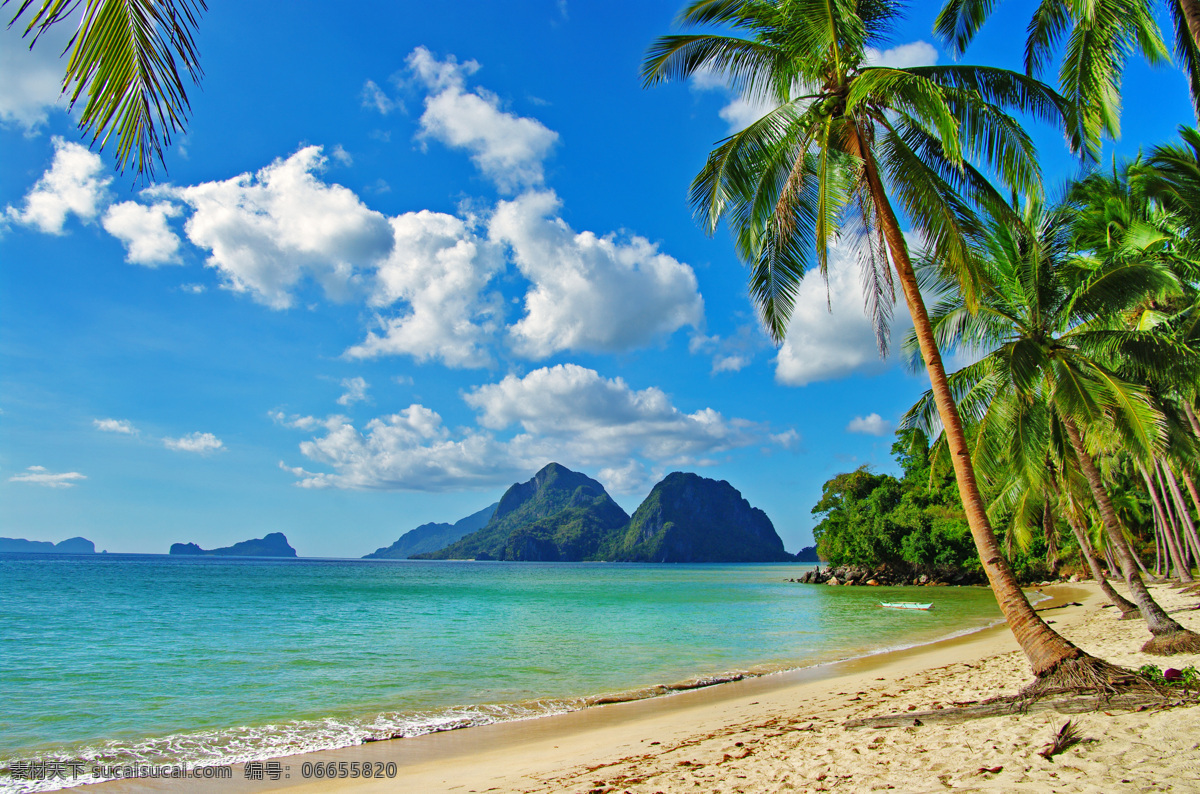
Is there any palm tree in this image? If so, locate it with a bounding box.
[907,194,1200,652]
[5,0,206,178]
[934,0,1199,149]
[643,0,1129,688]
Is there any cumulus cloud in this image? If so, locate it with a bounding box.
[491,190,704,358]
[102,201,183,265]
[846,413,893,436]
[336,376,369,406]
[0,22,69,134]
[9,465,86,488]
[165,146,394,308]
[598,460,651,495]
[866,41,938,69]
[163,432,224,453]
[773,242,911,386]
[94,418,137,434]
[409,47,558,192]
[280,364,779,491]
[345,210,505,367]
[5,138,111,234]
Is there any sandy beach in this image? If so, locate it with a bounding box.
[91,581,1200,794]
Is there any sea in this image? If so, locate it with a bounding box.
[0,555,1010,792]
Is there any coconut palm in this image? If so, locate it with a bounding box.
[5,0,206,178]
[642,0,1132,688]
[906,194,1200,652]
[934,0,1197,150]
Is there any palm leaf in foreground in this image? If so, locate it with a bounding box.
[6,0,206,179]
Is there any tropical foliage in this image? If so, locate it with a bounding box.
[811,430,980,573]
[5,0,206,178]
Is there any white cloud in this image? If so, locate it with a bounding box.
[846,413,893,436]
[773,243,911,386]
[490,190,704,358]
[344,210,505,367]
[690,323,769,374]
[165,146,394,308]
[269,411,320,430]
[102,201,183,265]
[330,144,353,166]
[9,465,86,488]
[281,364,782,491]
[5,137,111,234]
[362,79,401,115]
[163,432,224,453]
[94,418,137,434]
[409,47,558,192]
[866,41,939,69]
[465,364,755,462]
[337,376,369,406]
[0,21,69,134]
[286,408,521,491]
[598,460,651,495]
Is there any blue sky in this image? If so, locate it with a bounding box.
[1,1,1195,557]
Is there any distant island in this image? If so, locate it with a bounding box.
[170,532,297,558]
[413,463,798,563]
[0,536,97,554]
[364,502,498,559]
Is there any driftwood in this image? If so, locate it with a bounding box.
[843,692,1192,729]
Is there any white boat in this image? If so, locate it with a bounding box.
[880,602,933,610]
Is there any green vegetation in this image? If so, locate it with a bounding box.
[648,0,1200,679]
[811,430,978,573]
[613,472,793,562]
[419,464,793,562]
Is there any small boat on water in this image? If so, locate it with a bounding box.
[880,602,933,610]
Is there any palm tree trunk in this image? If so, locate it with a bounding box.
[854,140,1097,682]
[1164,464,1200,573]
[1144,462,1192,582]
[1184,400,1200,439]
[1062,416,1200,653]
[1184,469,1200,516]
[1043,498,1059,573]
[1180,0,1200,60]
[1066,512,1140,617]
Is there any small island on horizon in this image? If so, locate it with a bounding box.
[0,536,99,554]
[170,532,298,558]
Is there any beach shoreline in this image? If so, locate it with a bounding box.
[78,580,1200,793]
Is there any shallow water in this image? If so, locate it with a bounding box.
[0,555,1004,791]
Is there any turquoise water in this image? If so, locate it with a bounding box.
[0,555,1005,791]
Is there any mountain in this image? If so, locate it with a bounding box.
[609,472,793,562]
[417,463,630,561]
[0,536,96,554]
[363,502,498,559]
[169,532,297,557]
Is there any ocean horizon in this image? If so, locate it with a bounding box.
[1,555,1007,792]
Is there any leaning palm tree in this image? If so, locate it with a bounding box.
[643,0,1129,688]
[935,0,1196,150]
[5,0,206,178]
[907,194,1200,652]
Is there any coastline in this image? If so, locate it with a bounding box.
[78,580,1200,793]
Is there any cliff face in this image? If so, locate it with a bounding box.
[418,463,630,561]
[611,472,792,562]
[169,532,297,557]
[363,502,498,559]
